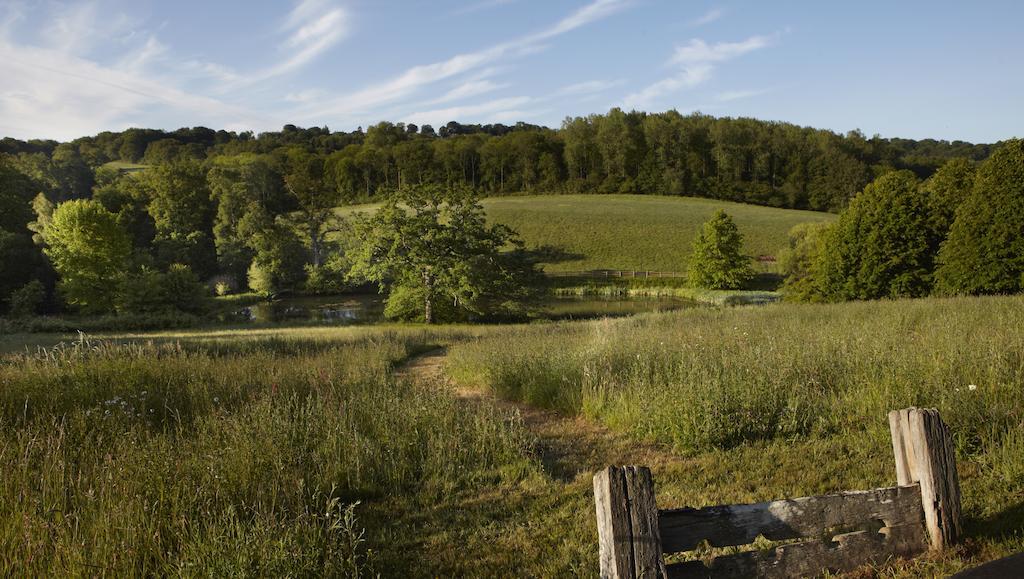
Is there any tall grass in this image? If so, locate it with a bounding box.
[447,295,1024,567]
[450,296,1024,452]
[0,332,533,575]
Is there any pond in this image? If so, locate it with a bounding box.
[222,294,697,326]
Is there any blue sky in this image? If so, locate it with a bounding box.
[0,0,1021,143]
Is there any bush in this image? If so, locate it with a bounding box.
[935,139,1024,295]
[117,264,209,315]
[816,170,934,300]
[687,209,754,290]
[7,280,46,317]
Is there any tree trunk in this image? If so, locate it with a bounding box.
[423,271,434,324]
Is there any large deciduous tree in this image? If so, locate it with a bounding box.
[816,170,933,300]
[141,161,217,277]
[349,184,541,324]
[44,199,131,313]
[935,139,1024,295]
[687,209,754,290]
[283,150,344,269]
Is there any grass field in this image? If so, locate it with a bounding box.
[341,194,834,273]
[3,295,1023,576]
[101,160,150,172]
[447,295,1024,574]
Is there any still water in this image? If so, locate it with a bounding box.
[223,294,696,325]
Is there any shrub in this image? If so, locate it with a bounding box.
[935,139,1024,295]
[117,264,208,315]
[816,170,933,300]
[44,199,132,313]
[7,280,46,317]
[687,209,754,290]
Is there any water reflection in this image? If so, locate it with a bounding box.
[222,294,695,325]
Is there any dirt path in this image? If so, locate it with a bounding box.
[395,347,685,482]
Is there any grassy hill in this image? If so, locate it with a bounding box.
[344,194,834,273]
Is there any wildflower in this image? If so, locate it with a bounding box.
[968,384,977,391]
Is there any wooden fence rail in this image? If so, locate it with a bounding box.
[545,270,686,279]
[593,408,961,579]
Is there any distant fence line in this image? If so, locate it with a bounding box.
[544,270,686,279]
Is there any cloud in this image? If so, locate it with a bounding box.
[228,0,349,87]
[430,79,509,105]
[716,87,771,102]
[622,64,712,108]
[622,32,777,109]
[554,79,624,97]
[689,7,724,27]
[301,0,633,122]
[404,96,534,126]
[0,39,270,140]
[670,34,775,65]
[451,0,518,17]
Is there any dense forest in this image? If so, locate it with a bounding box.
[0,109,1003,318]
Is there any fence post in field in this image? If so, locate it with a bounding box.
[593,466,666,579]
[888,408,963,550]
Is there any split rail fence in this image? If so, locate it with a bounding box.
[593,407,962,578]
[544,270,686,280]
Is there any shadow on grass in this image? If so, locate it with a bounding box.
[965,500,1024,543]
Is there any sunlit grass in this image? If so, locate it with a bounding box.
[339,194,834,273]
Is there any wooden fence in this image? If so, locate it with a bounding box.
[545,270,686,279]
[593,408,962,578]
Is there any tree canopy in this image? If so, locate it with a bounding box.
[935,139,1024,295]
[349,184,541,323]
[44,199,131,313]
[816,170,934,301]
[687,209,754,290]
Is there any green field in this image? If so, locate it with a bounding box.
[101,161,150,173]
[342,194,835,273]
[3,294,1023,576]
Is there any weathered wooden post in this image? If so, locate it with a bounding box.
[888,407,962,550]
[593,466,666,579]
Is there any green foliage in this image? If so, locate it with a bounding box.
[117,264,209,315]
[7,280,46,317]
[207,154,288,284]
[0,333,532,576]
[817,170,934,300]
[243,209,308,299]
[349,184,542,323]
[139,161,217,277]
[779,222,833,302]
[935,139,1024,295]
[43,199,132,313]
[687,210,754,290]
[924,157,976,241]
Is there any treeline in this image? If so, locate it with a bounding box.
[0,109,1005,318]
[2,109,995,211]
[781,139,1024,301]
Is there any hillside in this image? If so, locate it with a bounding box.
[344,194,835,273]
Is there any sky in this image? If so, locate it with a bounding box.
[0,0,1022,143]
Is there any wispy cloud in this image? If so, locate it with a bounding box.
[689,7,725,27]
[670,34,775,65]
[622,32,778,109]
[451,0,518,17]
[716,87,771,102]
[302,0,633,122]
[404,96,534,126]
[684,7,724,27]
[225,0,349,88]
[554,79,625,97]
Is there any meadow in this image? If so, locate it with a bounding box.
[447,295,1024,573]
[341,194,835,273]
[2,295,1023,576]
